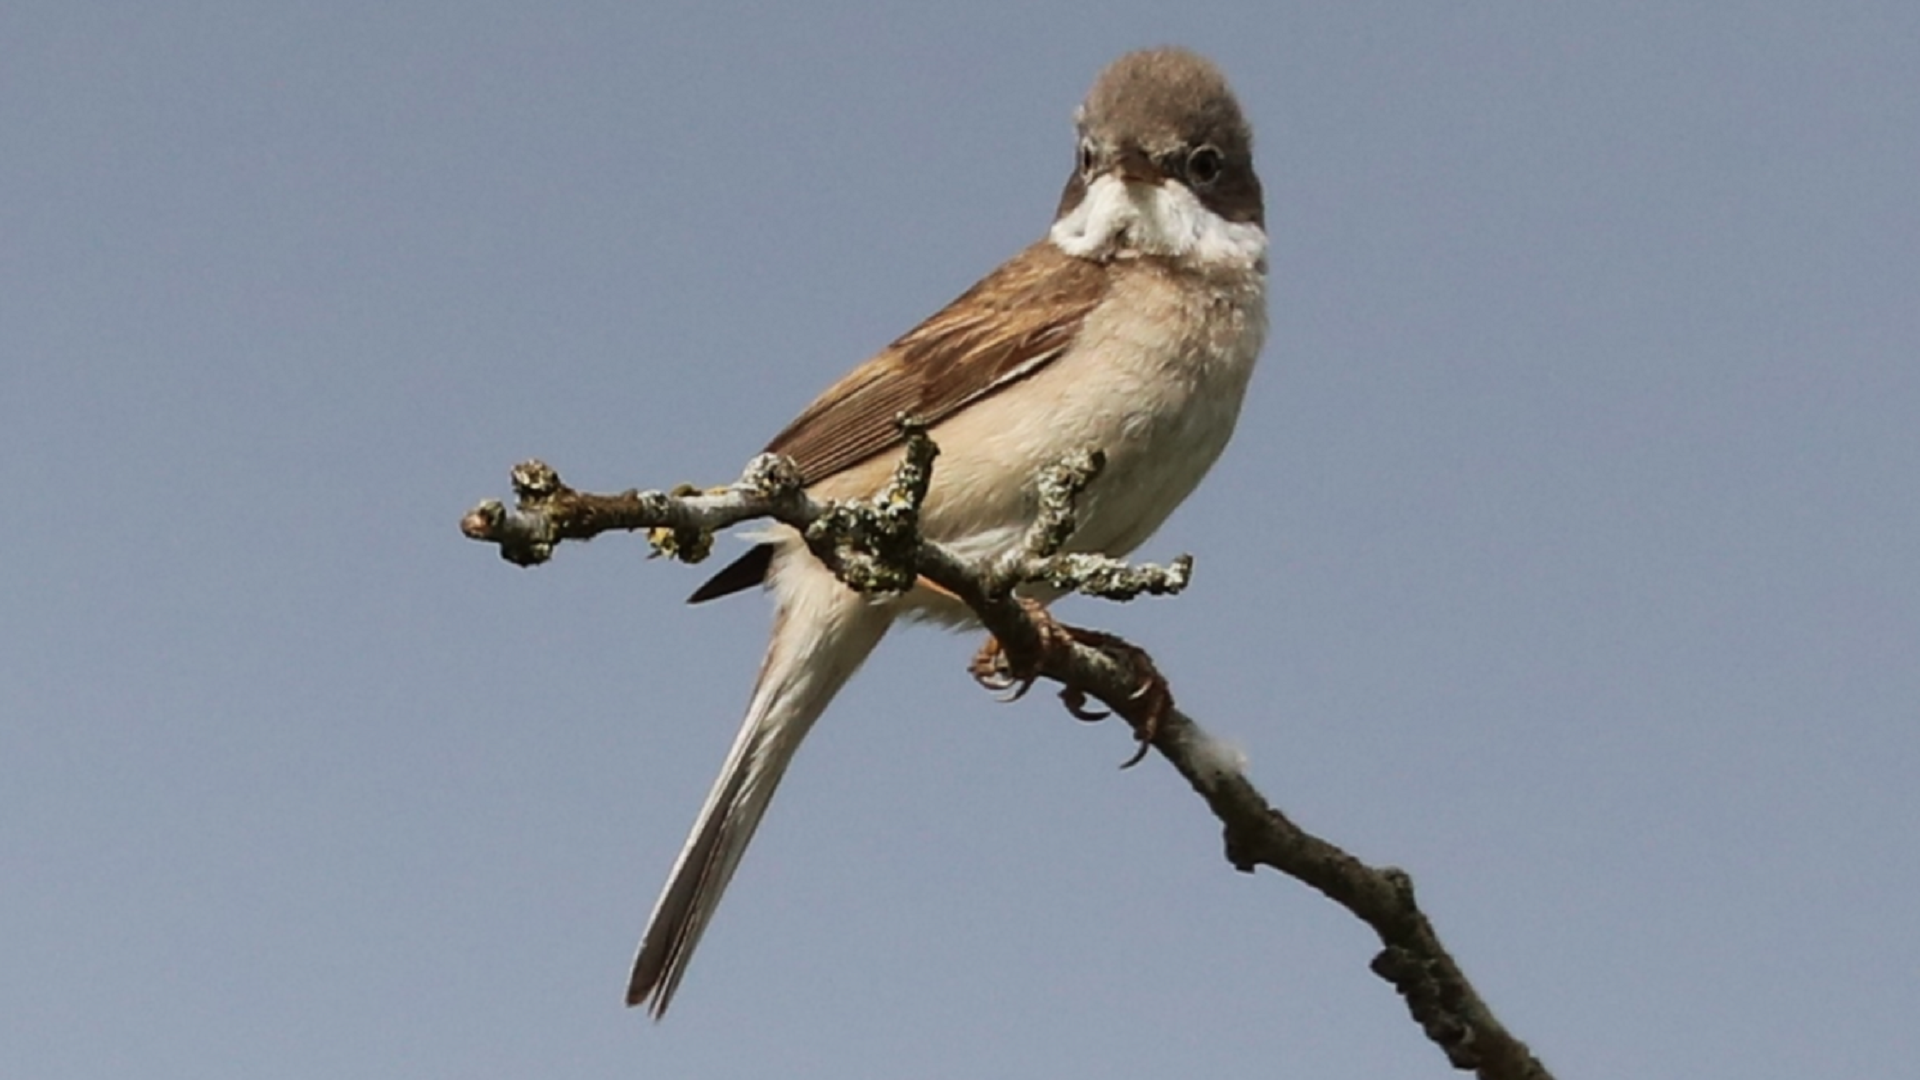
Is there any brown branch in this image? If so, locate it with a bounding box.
[459,438,1553,1079]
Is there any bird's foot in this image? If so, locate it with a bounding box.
[968,598,1065,703]
[968,600,1174,768]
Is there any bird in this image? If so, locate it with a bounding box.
[628,46,1268,1016]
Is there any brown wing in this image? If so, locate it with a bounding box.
[764,240,1111,483]
[689,241,1109,604]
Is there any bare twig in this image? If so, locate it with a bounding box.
[459,437,1553,1079]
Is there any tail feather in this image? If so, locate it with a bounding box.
[628,567,890,1016]
[686,542,775,604]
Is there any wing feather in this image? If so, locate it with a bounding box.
[765,242,1110,483]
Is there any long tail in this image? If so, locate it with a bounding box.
[627,563,890,1016]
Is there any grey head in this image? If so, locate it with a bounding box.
[1055,47,1263,232]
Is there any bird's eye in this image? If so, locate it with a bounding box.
[1076,139,1098,177]
[1185,145,1225,187]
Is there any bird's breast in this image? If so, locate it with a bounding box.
[919,260,1267,563]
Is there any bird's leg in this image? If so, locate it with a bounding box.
[1058,627,1172,768]
[968,599,1175,768]
[968,597,1064,703]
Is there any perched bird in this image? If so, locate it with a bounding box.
[629,46,1268,1016]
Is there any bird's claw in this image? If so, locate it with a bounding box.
[969,636,1035,701]
[969,597,1066,701]
[968,602,1174,768]
[1058,686,1110,721]
[1112,639,1173,768]
[1045,624,1172,768]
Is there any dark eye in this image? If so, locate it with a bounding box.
[1185,145,1225,187]
[1077,139,1098,177]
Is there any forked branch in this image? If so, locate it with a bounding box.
[459,434,1551,1080]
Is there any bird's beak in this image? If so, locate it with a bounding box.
[1109,144,1163,186]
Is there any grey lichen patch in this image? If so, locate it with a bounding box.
[1027,448,1107,559]
[509,459,561,498]
[881,417,939,510]
[803,419,938,596]
[647,483,715,564]
[1041,551,1194,600]
[737,454,805,500]
[804,502,919,594]
[463,497,558,567]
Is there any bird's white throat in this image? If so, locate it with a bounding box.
[1049,173,1266,268]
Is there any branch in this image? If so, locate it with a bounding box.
[460,437,1553,1079]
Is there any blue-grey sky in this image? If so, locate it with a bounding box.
[5,3,1916,1077]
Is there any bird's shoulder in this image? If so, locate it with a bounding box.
[764,241,1113,484]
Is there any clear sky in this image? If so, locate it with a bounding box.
[5,3,1916,1077]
